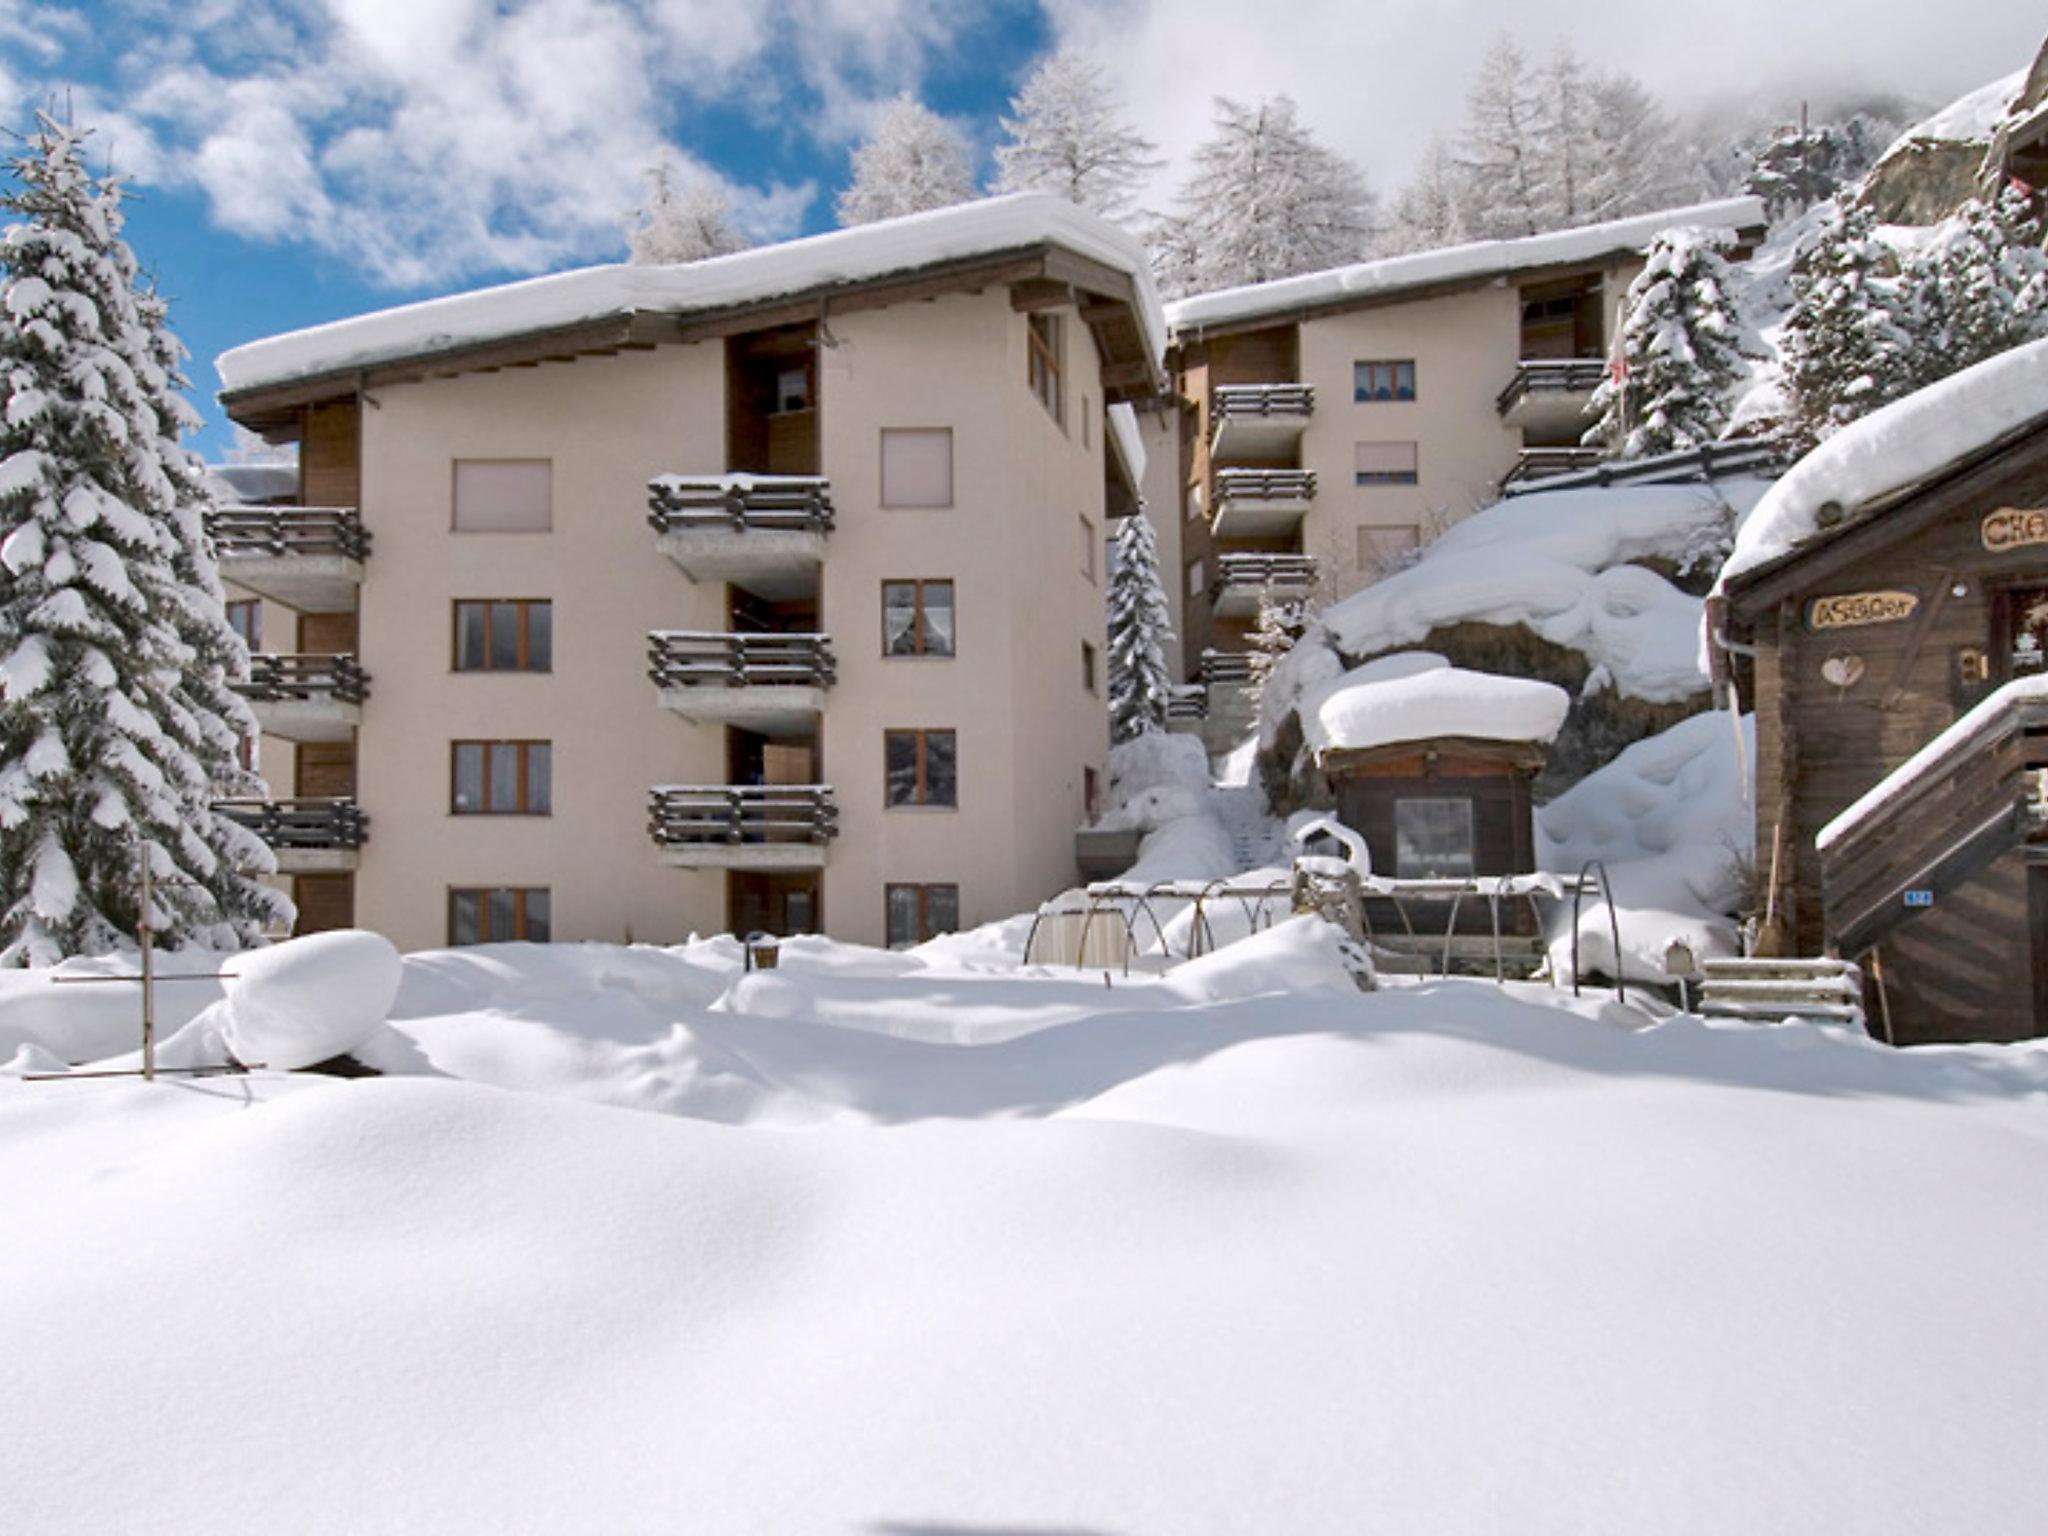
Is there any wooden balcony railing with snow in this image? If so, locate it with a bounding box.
[646,475,835,535]
[207,506,372,562]
[647,785,839,869]
[235,653,370,705]
[647,632,836,691]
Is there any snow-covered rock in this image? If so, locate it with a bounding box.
[1720,335,2048,586]
[1537,710,1755,983]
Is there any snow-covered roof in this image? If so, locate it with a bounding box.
[1301,652,1570,757]
[1314,479,1769,704]
[202,463,297,503]
[1720,336,2048,589]
[1106,401,1146,487]
[218,193,1166,397]
[1817,675,2048,852]
[1165,197,1766,336]
[1881,68,2027,158]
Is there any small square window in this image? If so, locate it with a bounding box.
[453,460,552,532]
[886,882,960,947]
[226,599,261,650]
[1354,360,1417,402]
[1080,516,1096,582]
[1395,798,1474,879]
[885,729,957,808]
[882,580,955,657]
[449,887,550,944]
[453,600,551,672]
[1028,313,1064,425]
[1187,559,1206,598]
[452,740,551,814]
[1355,441,1420,486]
[881,429,954,509]
[1082,640,1098,694]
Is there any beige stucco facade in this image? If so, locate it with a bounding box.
[224,281,1120,952]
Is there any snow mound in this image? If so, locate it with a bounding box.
[1166,196,1765,334]
[1537,710,1755,982]
[1301,653,1569,756]
[1721,336,2048,585]
[219,929,403,1070]
[220,193,1166,393]
[1313,480,1766,703]
[1881,68,2027,157]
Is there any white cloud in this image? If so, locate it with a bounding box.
[14,0,976,288]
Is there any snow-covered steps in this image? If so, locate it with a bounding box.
[1693,957,1866,1032]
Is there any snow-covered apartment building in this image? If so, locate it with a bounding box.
[1152,197,1766,690]
[208,196,1160,950]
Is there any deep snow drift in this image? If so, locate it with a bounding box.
[3,921,2048,1534]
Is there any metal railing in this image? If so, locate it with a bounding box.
[1495,358,1608,415]
[1214,552,1317,594]
[1500,446,1605,487]
[1213,468,1317,504]
[648,631,836,690]
[647,475,835,534]
[1211,383,1314,427]
[235,652,370,705]
[215,797,369,851]
[1165,684,1208,721]
[647,785,839,848]
[206,506,371,562]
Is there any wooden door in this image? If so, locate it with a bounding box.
[293,874,355,934]
[296,742,356,798]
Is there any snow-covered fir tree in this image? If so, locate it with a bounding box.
[1150,95,1376,297]
[1453,36,1547,238]
[1106,507,1175,743]
[1244,586,1304,714]
[626,153,749,264]
[1899,185,2048,391]
[1742,118,1887,223]
[1776,200,1915,455]
[0,117,287,966]
[992,50,1160,221]
[1584,227,1750,458]
[1385,135,1466,254]
[835,95,979,227]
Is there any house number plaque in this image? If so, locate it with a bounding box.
[1808,590,1919,629]
[1982,507,2048,553]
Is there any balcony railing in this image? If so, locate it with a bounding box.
[1214,553,1317,595]
[649,785,839,856]
[235,652,370,705]
[1213,468,1316,506]
[647,475,835,535]
[1165,684,1208,722]
[1501,446,1605,487]
[648,631,836,691]
[216,797,369,852]
[1210,384,1315,447]
[207,506,371,562]
[1495,358,1608,417]
[1200,649,1258,686]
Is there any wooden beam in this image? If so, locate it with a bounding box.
[1099,360,1156,390]
[1009,279,1075,312]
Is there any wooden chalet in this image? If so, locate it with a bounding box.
[1717,405,2048,1042]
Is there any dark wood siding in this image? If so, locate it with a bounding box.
[300,401,360,508]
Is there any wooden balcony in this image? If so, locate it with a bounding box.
[1211,468,1316,539]
[206,506,368,612]
[233,653,368,743]
[216,796,368,874]
[648,785,838,870]
[1209,383,1314,460]
[1212,553,1317,619]
[649,631,834,736]
[1501,445,1605,488]
[1497,359,1607,438]
[648,475,832,600]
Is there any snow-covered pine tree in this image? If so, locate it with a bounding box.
[1149,95,1376,297]
[835,95,979,227]
[1742,118,1887,223]
[1578,70,1682,221]
[1244,585,1303,714]
[1106,507,1175,743]
[1899,185,2048,391]
[1453,35,1546,239]
[992,49,1161,221]
[626,153,749,264]
[0,116,287,966]
[1584,226,1750,458]
[1776,200,1915,455]
[1385,135,1466,254]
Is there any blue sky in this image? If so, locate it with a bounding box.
[3,0,2038,459]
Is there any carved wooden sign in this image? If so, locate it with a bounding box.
[1982,507,2048,553]
[1807,590,1919,629]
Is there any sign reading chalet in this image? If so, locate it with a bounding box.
[1807,590,1919,629]
[1982,507,2048,553]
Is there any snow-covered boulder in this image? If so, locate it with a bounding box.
[218,929,403,1070]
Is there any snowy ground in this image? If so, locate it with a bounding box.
[4,921,2048,1534]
